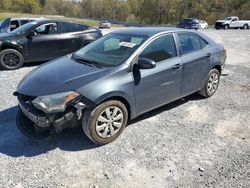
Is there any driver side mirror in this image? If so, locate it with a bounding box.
[138,58,156,69]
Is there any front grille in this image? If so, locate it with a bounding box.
[18,94,36,102]
[18,94,45,116]
[18,94,50,127]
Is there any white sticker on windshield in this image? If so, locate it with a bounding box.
[119,42,136,48]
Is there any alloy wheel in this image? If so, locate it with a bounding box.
[95,106,124,138]
[207,73,219,95]
[2,53,21,69]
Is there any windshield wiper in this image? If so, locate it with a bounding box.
[72,54,103,68]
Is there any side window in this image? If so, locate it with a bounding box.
[139,35,177,62]
[200,37,209,49]
[34,23,58,35]
[10,20,19,31]
[20,20,29,26]
[178,33,204,55]
[61,22,88,33]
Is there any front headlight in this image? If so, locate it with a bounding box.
[32,91,80,113]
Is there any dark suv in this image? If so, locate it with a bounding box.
[0,19,102,70]
[178,18,200,30]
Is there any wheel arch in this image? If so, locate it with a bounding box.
[212,65,222,74]
[96,94,134,120]
[1,44,24,56]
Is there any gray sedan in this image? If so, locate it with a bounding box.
[15,28,227,145]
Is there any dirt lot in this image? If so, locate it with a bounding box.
[0,29,250,188]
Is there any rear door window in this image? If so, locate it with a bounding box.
[61,22,88,33]
[139,34,177,62]
[20,20,29,26]
[10,20,19,31]
[178,33,209,55]
[200,37,209,49]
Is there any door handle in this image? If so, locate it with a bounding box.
[172,63,182,70]
[206,53,212,58]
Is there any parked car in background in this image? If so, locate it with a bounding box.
[215,16,250,30]
[0,17,41,34]
[99,21,111,29]
[15,28,227,145]
[177,18,200,30]
[0,19,102,70]
[199,20,208,29]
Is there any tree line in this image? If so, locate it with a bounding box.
[0,0,250,25]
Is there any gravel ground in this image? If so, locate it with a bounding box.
[0,29,250,188]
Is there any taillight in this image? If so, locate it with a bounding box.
[223,48,227,55]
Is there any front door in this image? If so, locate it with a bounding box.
[26,22,62,62]
[134,34,182,115]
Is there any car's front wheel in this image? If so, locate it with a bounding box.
[199,69,220,97]
[224,24,229,30]
[0,49,24,70]
[82,100,128,145]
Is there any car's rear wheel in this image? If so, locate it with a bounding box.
[82,100,128,145]
[0,49,24,70]
[224,25,229,30]
[243,24,249,29]
[199,69,220,98]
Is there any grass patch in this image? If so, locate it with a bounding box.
[0,12,122,27]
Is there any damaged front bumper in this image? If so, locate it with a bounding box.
[16,93,91,141]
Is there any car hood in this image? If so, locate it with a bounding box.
[17,55,112,96]
[0,32,19,40]
[216,20,227,23]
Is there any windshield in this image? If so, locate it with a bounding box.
[11,21,37,35]
[73,33,147,67]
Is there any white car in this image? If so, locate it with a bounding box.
[215,16,250,30]
[199,20,208,29]
[99,21,111,29]
[0,17,42,34]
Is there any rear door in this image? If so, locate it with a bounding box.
[177,33,212,96]
[26,22,62,62]
[134,34,182,114]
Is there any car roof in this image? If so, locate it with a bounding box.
[11,17,44,21]
[113,27,186,37]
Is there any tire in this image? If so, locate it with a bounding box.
[0,49,24,70]
[224,25,229,30]
[243,24,249,30]
[199,69,220,98]
[82,100,128,145]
